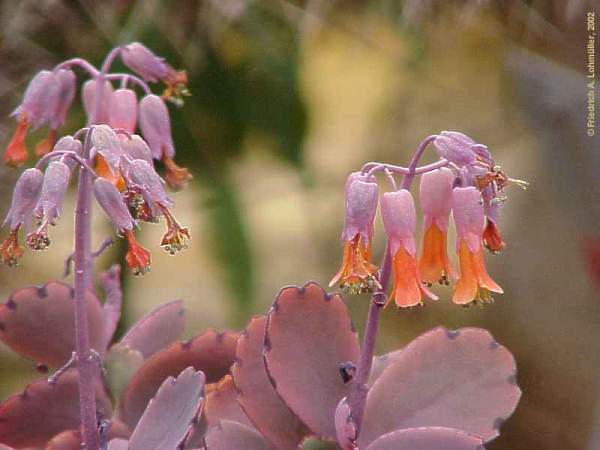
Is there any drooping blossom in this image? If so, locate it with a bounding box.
[381,190,437,308]
[82,78,114,124]
[451,186,503,305]
[120,42,189,105]
[34,69,77,157]
[26,161,71,250]
[123,159,190,255]
[108,88,138,134]
[3,71,59,166]
[93,177,150,276]
[0,168,44,266]
[329,172,379,294]
[90,124,125,189]
[49,136,83,170]
[138,94,192,190]
[418,167,455,285]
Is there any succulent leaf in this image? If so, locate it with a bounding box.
[119,299,186,359]
[204,420,271,450]
[105,344,145,401]
[0,281,105,367]
[119,330,239,429]
[232,315,309,450]
[0,370,112,448]
[358,327,521,447]
[129,367,205,450]
[205,375,252,428]
[363,427,484,450]
[264,282,360,440]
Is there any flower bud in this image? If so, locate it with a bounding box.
[3,168,44,230]
[49,69,76,130]
[94,178,135,234]
[139,94,174,160]
[381,190,416,255]
[121,43,169,83]
[82,78,114,124]
[91,125,123,173]
[451,187,484,253]
[433,131,478,167]
[108,88,138,133]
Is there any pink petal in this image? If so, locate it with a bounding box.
[119,330,239,429]
[232,315,309,450]
[364,427,484,450]
[264,282,360,440]
[120,300,186,359]
[359,327,521,447]
[205,375,252,428]
[204,421,271,450]
[129,367,205,450]
[0,370,112,448]
[0,281,105,367]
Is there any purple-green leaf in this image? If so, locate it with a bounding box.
[0,369,112,448]
[46,430,80,450]
[299,437,341,449]
[358,327,521,447]
[367,349,403,387]
[205,375,252,428]
[364,427,484,450]
[99,264,123,351]
[232,315,309,450]
[129,367,205,450]
[0,281,105,367]
[119,299,186,359]
[264,282,360,440]
[108,439,129,450]
[204,421,271,450]
[119,330,239,429]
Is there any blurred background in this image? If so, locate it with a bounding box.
[0,1,598,449]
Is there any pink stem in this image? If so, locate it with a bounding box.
[55,58,99,77]
[400,134,437,189]
[105,73,151,95]
[100,46,122,73]
[347,243,392,433]
[73,130,100,450]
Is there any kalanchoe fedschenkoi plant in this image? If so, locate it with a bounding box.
[0,44,192,450]
[1,47,526,450]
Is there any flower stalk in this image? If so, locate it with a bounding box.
[72,130,100,450]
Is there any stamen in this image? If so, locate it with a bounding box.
[0,227,24,267]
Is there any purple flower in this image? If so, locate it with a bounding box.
[1,168,44,265]
[120,42,189,105]
[26,161,71,250]
[451,187,503,305]
[381,189,437,307]
[108,88,138,134]
[329,172,379,294]
[93,178,135,234]
[82,78,114,124]
[139,94,192,190]
[418,167,456,284]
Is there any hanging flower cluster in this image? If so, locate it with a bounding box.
[330,131,529,307]
[0,44,191,275]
